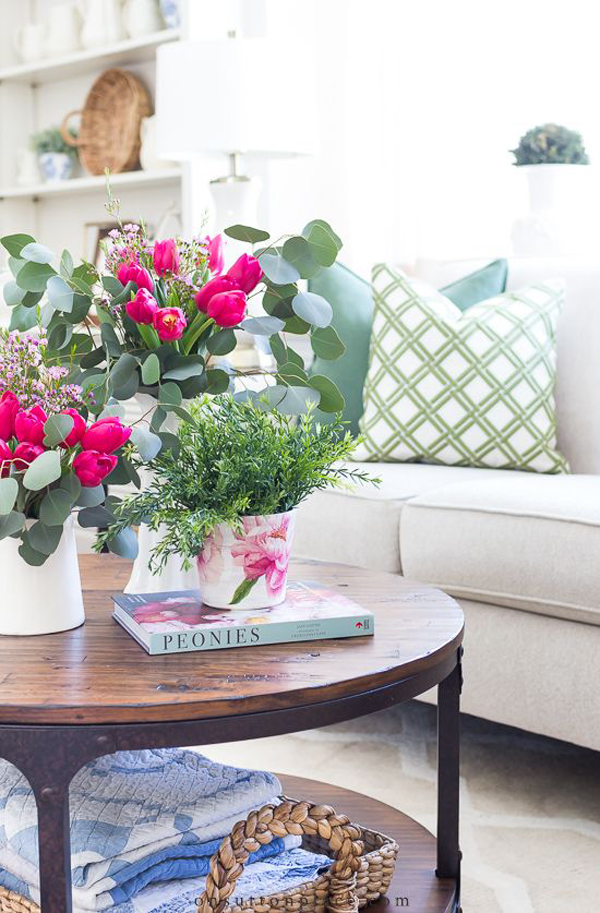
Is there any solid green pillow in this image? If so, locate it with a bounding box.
[440,258,508,311]
[309,259,508,436]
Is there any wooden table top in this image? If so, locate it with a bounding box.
[0,556,463,726]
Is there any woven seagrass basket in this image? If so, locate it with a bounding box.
[0,796,399,913]
[60,67,151,175]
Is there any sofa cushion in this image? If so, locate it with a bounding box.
[293,463,508,573]
[400,474,600,626]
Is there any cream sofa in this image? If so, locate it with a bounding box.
[295,257,600,752]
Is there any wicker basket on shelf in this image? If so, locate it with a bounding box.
[0,796,399,913]
[60,68,152,175]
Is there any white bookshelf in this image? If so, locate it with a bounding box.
[0,167,182,200]
[0,29,181,85]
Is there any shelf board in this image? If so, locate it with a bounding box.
[0,29,180,85]
[0,168,182,200]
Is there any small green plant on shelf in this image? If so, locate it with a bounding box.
[510,123,589,165]
[30,126,78,158]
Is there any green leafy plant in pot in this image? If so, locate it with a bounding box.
[98,395,378,609]
[30,126,78,182]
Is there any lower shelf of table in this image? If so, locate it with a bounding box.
[281,774,458,913]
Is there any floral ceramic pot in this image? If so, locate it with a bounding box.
[38,152,73,183]
[197,511,296,609]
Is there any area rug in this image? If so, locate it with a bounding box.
[206,702,600,913]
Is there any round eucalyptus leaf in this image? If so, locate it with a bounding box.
[18,538,48,566]
[78,505,115,528]
[276,361,309,385]
[60,248,74,278]
[81,346,106,369]
[283,315,311,335]
[43,413,74,448]
[46,275,74,313]
[39,489,73,527]
[131,427,163,461]
[0,478,18,516]
[27,520,63,555]
[257,384,320,415]
[159,381,183,406]
[308,374,346,413]
[141,352,161,386]
[200,369,230,395]
[47,323,73,352]
[1,233,35,259]
[291,291,333,328]
[102,275,124,296]
[303,222,339,267]
[302,218,343,251]
[241,316,286,336]
[3,281,26,307]
[107,526,139,559]
[311,326,346,360]
[224,224,270,244]
[75,484,105,508]
[206,328,237,356]
[110,353,138,388]
[162,362,205,381]
[22,450,62,491]
[98,401,126,420]
[0,510,25,541]
[9,304,38,332]
[21,242,54,264]
[59,471,82,503]
[101,323,122,357]
[8,257,25,278]
[269,333,287,366]
[259,253,300,286]
[281,236,320,279]
[111,371,139,401]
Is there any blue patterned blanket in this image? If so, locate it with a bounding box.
[0,750,330,911]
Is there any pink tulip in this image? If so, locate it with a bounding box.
[226,254,263,294]
[206,235,224,274]
[153,239,180,276]
[15,406,47,446]
[82,416,131,454]
[117,260,153,292]
[0,439,12,477]
[73,450,118,487]
[0,391,20,441]
[207,289,247,328]
[153,307,187,341]
[195,275,238,313]
[126,288,159,325]
[12,442,45,472]
[59,408,87,448]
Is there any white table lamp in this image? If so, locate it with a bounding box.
[156,37,316,230]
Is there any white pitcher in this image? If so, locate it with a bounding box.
[13,23,46,63]
[123,0,164,38]
[80,0,126,48]
[46,2,82,57]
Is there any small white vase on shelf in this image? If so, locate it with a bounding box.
[512,163,593,256]
[123,0,164,38]
[197,512,296,610]
[45,2,82,57]
[0,516,84,636]
[13,23,46,63]
[80,0,126,48]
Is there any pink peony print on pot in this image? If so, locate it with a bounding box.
[195,511,297,609]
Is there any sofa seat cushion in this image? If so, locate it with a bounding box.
[401,474,600,625]
[294,463,512,573]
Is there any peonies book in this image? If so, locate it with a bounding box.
[112,582,374,655]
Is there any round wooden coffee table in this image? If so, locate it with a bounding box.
[0,556,464,913]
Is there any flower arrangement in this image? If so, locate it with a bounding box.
[511,123,589,166]
[98,395,377,607]
[1,187,346,452]
[0,330,137,566]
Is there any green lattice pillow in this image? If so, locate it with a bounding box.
[353,265,568,473]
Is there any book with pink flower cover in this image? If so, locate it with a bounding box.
[112,582,374,655]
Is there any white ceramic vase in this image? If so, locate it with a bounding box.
[512,163,592,256]
[0,516,84,636]
[124,393,197,594]
[197,511,296,609]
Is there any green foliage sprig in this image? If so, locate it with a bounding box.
[97,395,378,572]
[511,123,589,165]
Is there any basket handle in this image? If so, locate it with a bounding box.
[60,110,83,147]
[197,798,364,913]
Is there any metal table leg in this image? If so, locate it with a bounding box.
[436,646,462,910]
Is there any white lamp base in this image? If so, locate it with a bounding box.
[209,175,261,232]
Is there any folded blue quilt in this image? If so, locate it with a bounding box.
[0,749,329,911]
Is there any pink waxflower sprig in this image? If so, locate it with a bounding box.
[0,330,89,414]
[0,390,138,566]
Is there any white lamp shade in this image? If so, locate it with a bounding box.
[156,39,316,160]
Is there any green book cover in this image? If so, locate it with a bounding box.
[112,582,374,655]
